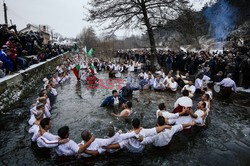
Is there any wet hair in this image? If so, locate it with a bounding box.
[127,101,132,108]
[39,97,47,104]
[81,129,92,142]
[36,102,45,110]
[112,90,117,94]
[39,89,47,97]
[158,103,166,111]
[207,82,213,89]
[201,101,206,108]
[204,94,210,100]
[58,126,69,139]
[157,116,165,126]
[132,118,140,129]
[182,90,189,97]
[227,73,232,78]
[40,118,51,129]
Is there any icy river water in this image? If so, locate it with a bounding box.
[0,72,250,166]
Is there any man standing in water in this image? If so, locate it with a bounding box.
[139,116,196,147]
[101,90,127,107]
[103,118,172,153]
[111,101,133,118]
[217,73,237,97]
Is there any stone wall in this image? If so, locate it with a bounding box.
[0,52,71,112]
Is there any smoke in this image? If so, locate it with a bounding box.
[204,0,238,42]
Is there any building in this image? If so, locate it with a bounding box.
[19,24,50,44]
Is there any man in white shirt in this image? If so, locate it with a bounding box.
[35,118,68,148]
[139,116,196,147]
[156,103,186,119]
[173,90,193,114]
[55,126,96,157]
[167,101,208,127]
[79,129,137,157]
[217,73,236,97]
[166,77,178,92]
[28,103,50,126]
[163,72,172,86]
[145,73,154,89]
[195,77,203,93]
[103,118,171,153]
[29,110,44,142]
[182,80,196,98]
[153,75,164,91]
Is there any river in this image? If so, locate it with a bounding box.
[0,72,250,166]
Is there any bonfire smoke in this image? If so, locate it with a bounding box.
[204,0,238,42]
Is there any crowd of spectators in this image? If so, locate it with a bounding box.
[115,38,250,89]
[0,24,71,78]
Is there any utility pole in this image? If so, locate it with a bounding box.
[3,2,8,26]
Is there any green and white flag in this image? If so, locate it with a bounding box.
[87,48,94,57]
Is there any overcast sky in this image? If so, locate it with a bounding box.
[0,0,209,38]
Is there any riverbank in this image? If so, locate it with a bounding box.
[0,52,71,112]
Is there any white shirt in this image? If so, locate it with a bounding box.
[174,96,193,108]
[119,128,157,153]
[37,136,59,148]
[202,75,211,83]
[56,140,80,156]
[205,90,213,100]
[168,81,178,91]
[182,85,196,94]
[163,76,172,84]
[51,88,58,96]
[29,124,40,142]
[113,97,119,105]
[168,110,205,128]
[195,78,202,89]
[80,132,136,157]
[218,78,236,91]
[141,125,183,147]
[156,110,179,119]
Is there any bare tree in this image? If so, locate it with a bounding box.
[77,27,99,50]
[85,0,189,69]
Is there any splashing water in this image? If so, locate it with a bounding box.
[204,0,238,42]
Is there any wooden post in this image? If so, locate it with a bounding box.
[4,2,8,26]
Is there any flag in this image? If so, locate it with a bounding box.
[83,46,87,54]
[90,63,95,75]
[87,48,94,57]
[72,64,80,80]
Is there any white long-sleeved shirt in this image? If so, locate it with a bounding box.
[79,132,136,157]
[37,136,59,148]
[141,125,183,147]
[182,85,196,94]
[33,131,59,143]
[55,140,80,156]
[168,109,205,128]
[156,110,179,119]
[218,78,236,91]
[168,81,178,91]
[119,128,157,153]
[174,96,193,108]
[195,78,202,89]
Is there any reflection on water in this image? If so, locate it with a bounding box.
[0,72,250,165]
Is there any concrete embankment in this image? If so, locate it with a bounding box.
[0,52,71,112]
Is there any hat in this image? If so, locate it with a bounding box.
[35,110,44,120]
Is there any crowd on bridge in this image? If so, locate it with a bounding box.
[0,24,71,78]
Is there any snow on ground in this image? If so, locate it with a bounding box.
[0,55,62,84]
